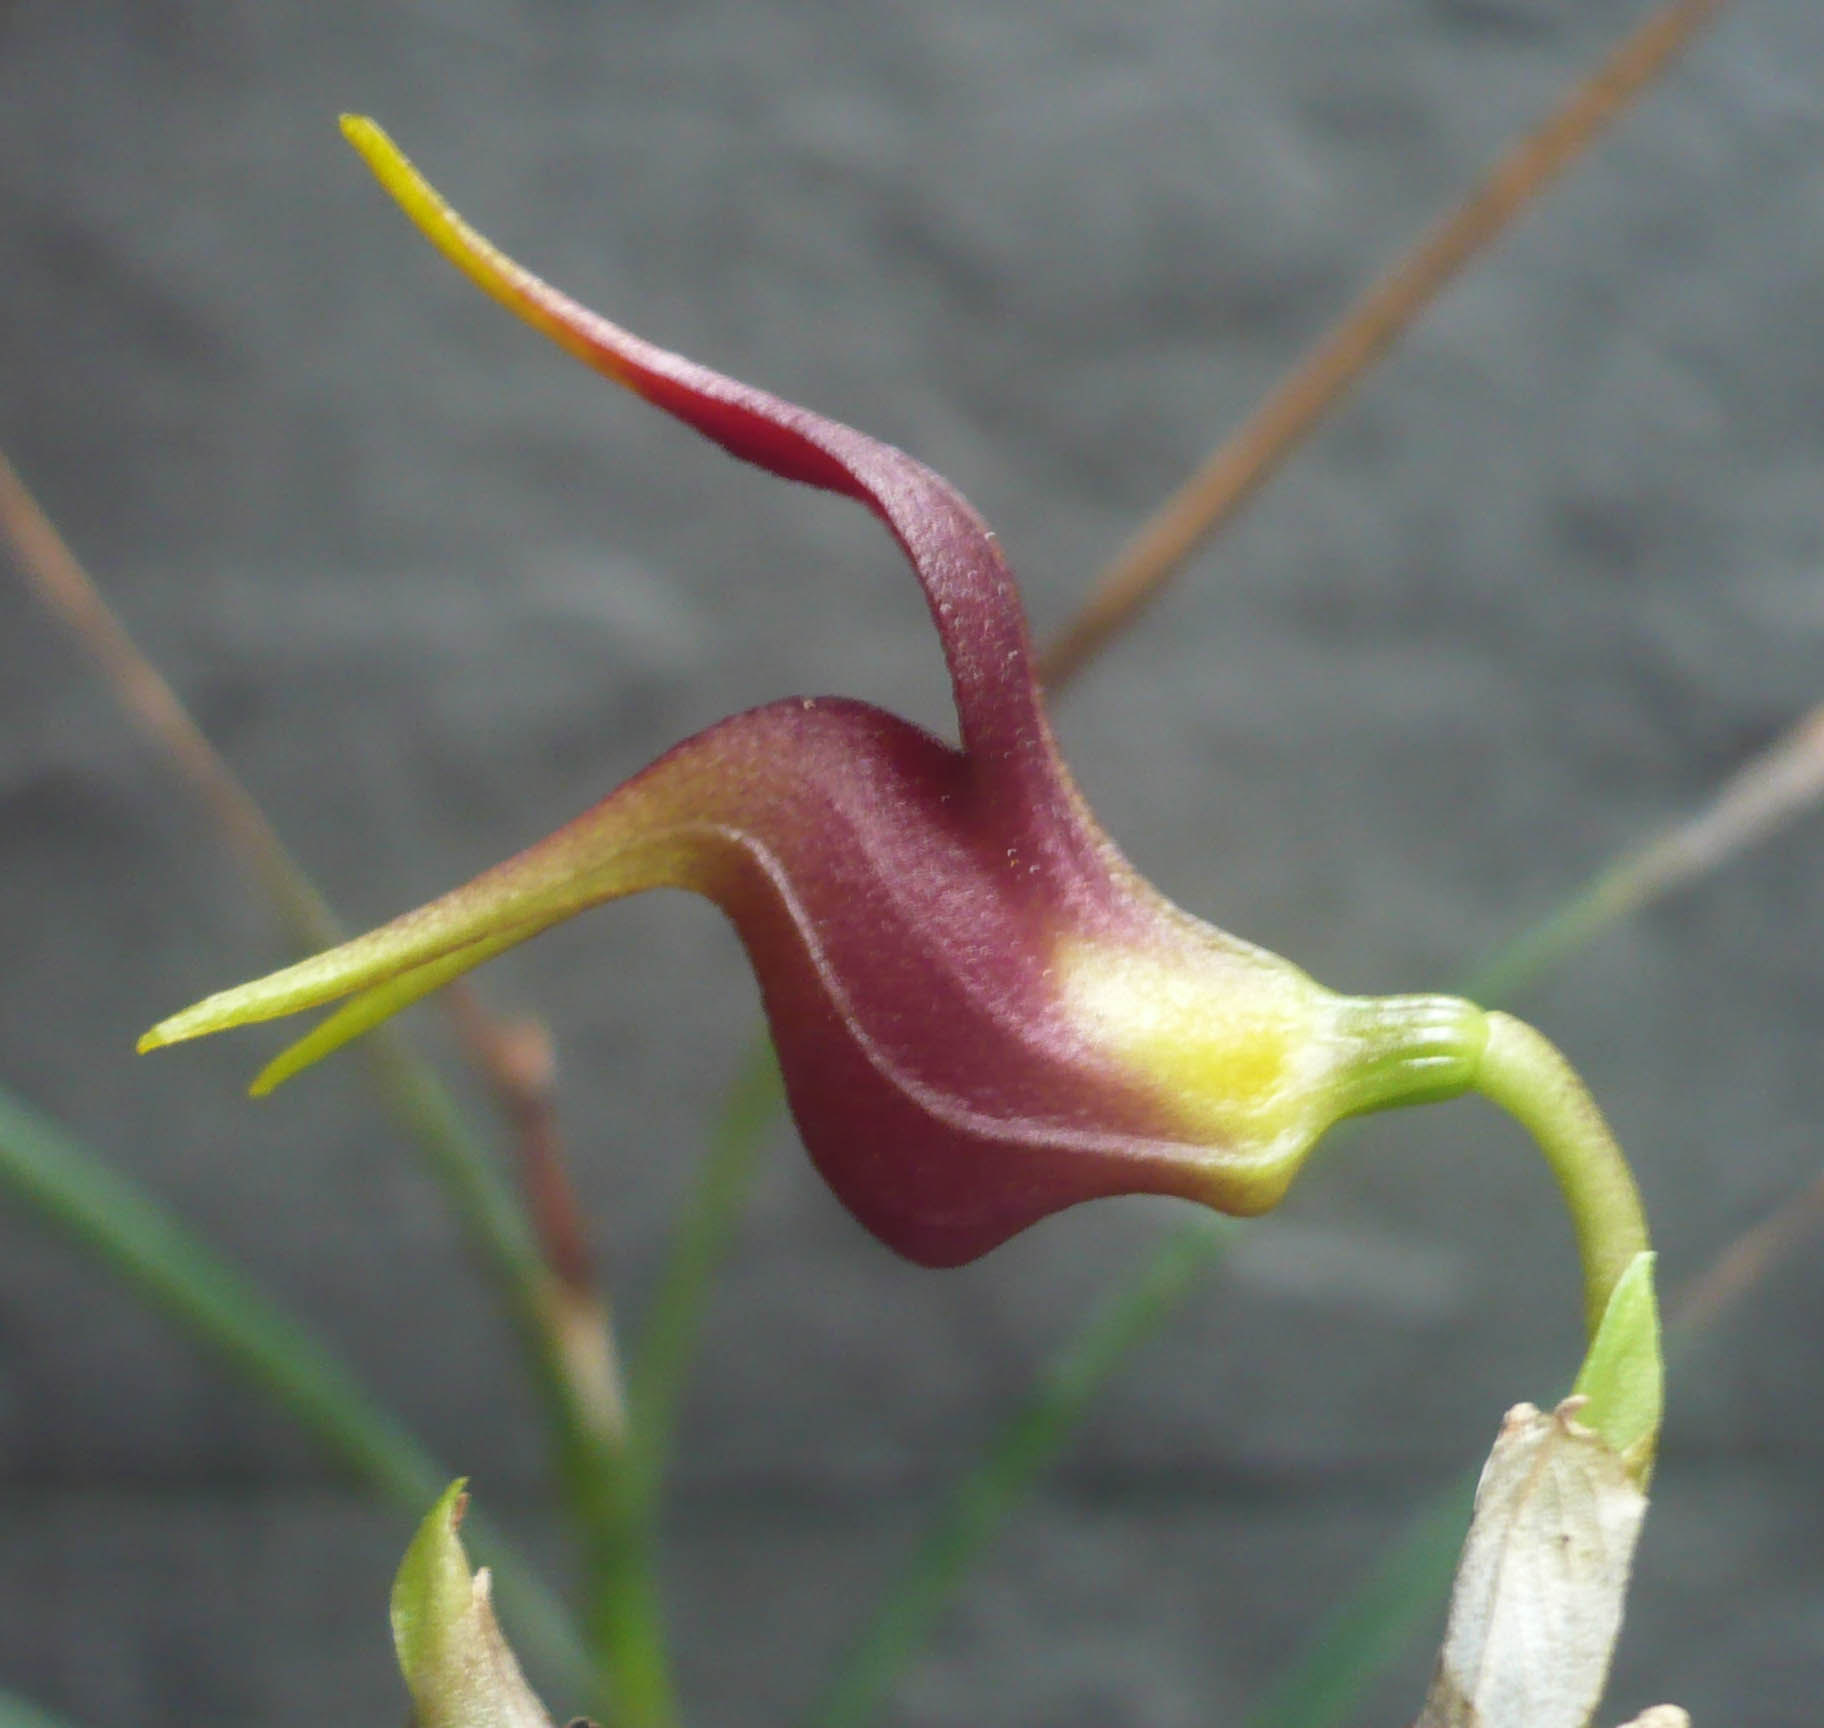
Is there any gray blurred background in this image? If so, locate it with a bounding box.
[3,2,1823,1723]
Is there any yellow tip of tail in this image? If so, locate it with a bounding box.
[338,114,440,234]
[339,116,410,198]
[338,111,513,309]
[336,111,634,390]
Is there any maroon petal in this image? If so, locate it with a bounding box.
[142,121,1493,1266]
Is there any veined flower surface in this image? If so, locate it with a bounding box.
[142,118,1499,1267]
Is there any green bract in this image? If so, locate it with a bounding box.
[393,1482,555,1728]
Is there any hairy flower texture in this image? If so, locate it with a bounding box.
[142,120,1642,1294]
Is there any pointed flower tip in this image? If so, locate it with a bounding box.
[247,1054,295,1099]
[341,115,411,192]
[131,1008,241,1077]
[143,121,1601,1275]
[138,1003,228,1055]
[342,116,422,220]
[135,987,274,1060]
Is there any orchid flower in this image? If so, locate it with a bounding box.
[142,121,1652,1380]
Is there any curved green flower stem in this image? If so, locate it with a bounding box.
[0,1079,587,1692]
[1234,1013,1658,1728]
[1471,1012,1650,1339]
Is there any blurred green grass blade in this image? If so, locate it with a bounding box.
[0,1080,436,1498]
[592,1036,783,1722]
[1242,1471,1476,1728]
[0,1079,587,1692]
[0,1690,80,1728]
[2,450,654,1704]
[360,1031,549,1298]
[1461,873,1633,1007]
[1467,703,1824,1005]
[805,1219,1234,1728]
[629,1035,782,1494]
[0,454,547,1306]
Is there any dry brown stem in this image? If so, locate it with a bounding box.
[0,451,336,947]
[1621,704,1824,905]
[446,998,599,1300]
[1672,1165,1824,1339]
[0,449,602,1304]
[1040,0,1731,690]
[1470,700,1824,1004]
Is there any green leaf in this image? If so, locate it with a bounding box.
[807,1219,1232,1728]
[0,1687,85,1728]
[1242,1472,1476,1728]
[630,1034,781,1498]
[0,1081,439,1500]
[0,1081,588,1692]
